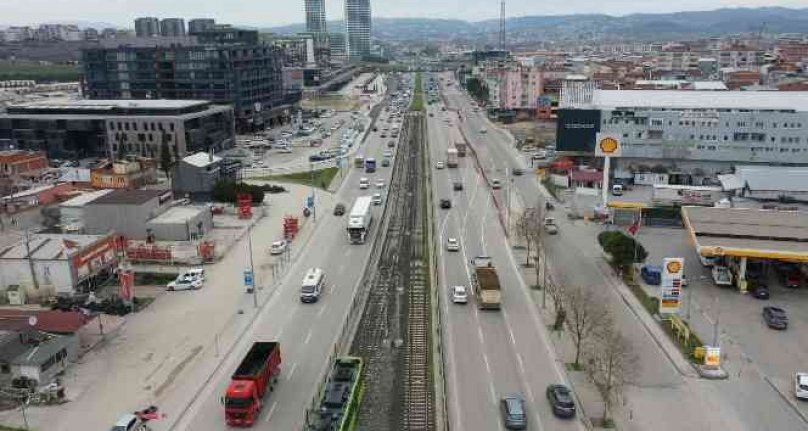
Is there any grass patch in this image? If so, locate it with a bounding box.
[411,73,425,112]
[301,93,359,111]
[541,177,561,200]
[0,62,81,82]
[565,362,584,372]
[624,275,660,316]
[0,427,30,431]
[135,272,177,286]
[254,167,339,190]
[660,318,705,362]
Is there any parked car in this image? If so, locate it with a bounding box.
[500,395,527,429]
[698,254,718,267]
[167,276,202,291]
[440,199,452,209]
[269,240,288,255]
[479,128,488,134]
[796,373,808,400]
[762,306,788,329]
[641,265,662,285]
[784,271,801,288]
[436,161,445,169]
[546,384,577,418]
[451,285,468,304]
[333,203,346,216]
[446,237,460,251]
[712,266,733,286]
[512,168,524,176]
[750,284,770,300]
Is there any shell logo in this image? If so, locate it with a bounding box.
[598,137,619,154]
[666,260,683,274]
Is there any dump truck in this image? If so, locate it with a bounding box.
[223,342,282,427]
[471,256,502,310]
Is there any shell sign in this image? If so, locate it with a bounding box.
[595,133,622,157]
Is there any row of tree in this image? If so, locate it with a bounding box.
[514,209,637,424]
[464,77,489,105]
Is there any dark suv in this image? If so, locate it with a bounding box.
[762,306,788,329]
[333,203,346,216]
[546,384,576,418]
[440,199,451,209]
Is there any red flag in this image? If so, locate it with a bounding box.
[627,213,641,236]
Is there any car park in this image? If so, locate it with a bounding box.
[446,237,460,251]
[500,395,527,429]
[451,285,468,304]
[762,306,788,329]
[546,384,577,418]
[269,240,288,255]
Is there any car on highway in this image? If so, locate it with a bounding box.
[280,131,294,138]
[440,199,452,209]
[479,128,487,134]
[359,177,370,189]
[375,179,385,189]
[436,161,445,169]
[451,285,468,304]
[500,395,527,429]
[453,182,463,191]
[383,150,393,158]
[380,133,387,138]
[269,240,288,255]
[546,384,576,418]
[333,203,346,216]
[387,140,396,148]
[491,179,502,189]
[711,266,733,286]
[796,373,808,399]
[446,237,460,252]
[382,158,391,167]
[512,168,524,176]
[543,217,559,235]
[167,276,203,291]
[372,193,383,205]
[762,306,788,329]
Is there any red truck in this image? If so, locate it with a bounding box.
[224,341,282,427]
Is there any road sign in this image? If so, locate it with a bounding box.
[243,269,254,287]
[659,257,684,314]
[704,346,721,367]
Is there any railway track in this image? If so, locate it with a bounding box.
[351,107,435,430]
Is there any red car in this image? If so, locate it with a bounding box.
[785,271,801,289]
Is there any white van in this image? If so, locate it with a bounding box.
[612,184,624,196]
[300,268,325,303]
[359,178,370,189]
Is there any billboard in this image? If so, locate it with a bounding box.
[556,109,600,152]
[659,257,684,314]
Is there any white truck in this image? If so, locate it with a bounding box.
[447,147,459,168]
[347,196,374,244]
[651,184,723,207]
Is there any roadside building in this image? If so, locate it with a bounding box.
[59,189,114,233]
[172,152,241,200]
[719,166,808,202]
[0,150,48,178]
[0,99,235,160]
[0,233,117,297]
[0,330,79,385]
[82,189,174,240]
[90,159,157,190]
[146,206,213,241]
[1,183,75,213]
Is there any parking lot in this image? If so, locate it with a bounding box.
[637,225,808,413]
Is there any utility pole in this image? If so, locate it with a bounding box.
[309,162,317,222]
[248,229,257,308]
[23,230,39,291]
[712,295,721,347]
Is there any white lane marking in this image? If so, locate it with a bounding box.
[286,362,297,380]
[488,381,497,405]
[483,353,492,375]
[265,401,278,422]
[316,303,327,318]
[477,325,485,344]
[304,329,312,345]
[508,326,516,346]
[479,193,492,252]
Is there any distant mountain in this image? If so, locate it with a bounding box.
[264,7,808,42]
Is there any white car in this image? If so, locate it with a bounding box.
[451,285,468,304]
[446,237,460,251]
[436,161,445,169]
[712,266,733,286]
[269,240,288,255]
[383,150,393,158]
[796,373,808,399]
[375,179,386,189]
[280,131,294,138]
[479,128,487,134]
[359,177,370,189]
[372,193,383,205]
[167,276,203,291]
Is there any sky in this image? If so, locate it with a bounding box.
[1,0,806,28]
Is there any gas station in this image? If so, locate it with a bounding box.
[681,206,808,292]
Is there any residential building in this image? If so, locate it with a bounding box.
[188,18,216,35]
[0,99,235,160]
[81,29,287,132]
[345,0,371,60]
[557,86,808,184]
[305,0,328,34]
[160,18,186,37]
[0,233,117,296]
[83,28,99,41]
[172,151,241,200]
[134,17,161,37]
[2,27,35,42]
[90,159,157,190]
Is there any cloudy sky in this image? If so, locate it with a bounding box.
[1,0,806,27]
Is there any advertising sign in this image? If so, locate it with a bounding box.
[118,269,134,302]
[659,257,684,314]
[704,346,721,367]
[595,133,622,157]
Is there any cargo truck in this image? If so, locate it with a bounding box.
[455,142,467,157]
[354,155,365,168]
[223,342,282,427]
[471,256,502,310]
[447,148,459,168]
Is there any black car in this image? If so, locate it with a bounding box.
[750,284,770,300]
[333,203,346,216]
[546,384,576,418]
[382,158,391,167]
[372,127,378,132]
[387,140,396,148]
[762,306,788,329]
[513,168,524,176]
[453,182,463,191]
[440,199,451,209]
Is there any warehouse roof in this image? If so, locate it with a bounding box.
[0,234,108,260]
[60,189,113,208]
[147,206,207,225]
[90,189,170,205]
[682,206,808,261]
[589,90,808,111]
[734,166,808,192]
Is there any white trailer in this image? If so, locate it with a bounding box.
[347,196,374,244]
[447,147,459,168]
[651,184,723,207]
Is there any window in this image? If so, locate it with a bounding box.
[650,118,663,127]
[772,122,778,128]
[169,123,175,132]
[124,123,129,131]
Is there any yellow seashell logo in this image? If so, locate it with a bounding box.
[666,260,682,274]
[599,137,619,154]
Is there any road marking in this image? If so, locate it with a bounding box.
[483,353,491,375]
[286,362,297,380]
[264,401,277,422]
[477,325,485,344]
[316,303,327,318]
[304,329,312,345]
[508,326,516,346]
[488,381,498,405]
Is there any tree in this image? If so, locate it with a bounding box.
[464,77,489,104]
[597,230,648,273]
[515,208,542,267]
[586,326,637,425]
[212,180,266,204]
[159,132,173,182]
[545,273,567,331]
[565,285,611,368]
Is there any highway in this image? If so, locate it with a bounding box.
[163,79,407,431]
[441,75,806,431]
[427,76,585,431]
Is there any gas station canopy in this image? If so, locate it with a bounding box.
[681,206,808,262]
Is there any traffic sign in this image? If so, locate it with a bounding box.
[243,270,254,287]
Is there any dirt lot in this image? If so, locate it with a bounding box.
[502,121,556,149]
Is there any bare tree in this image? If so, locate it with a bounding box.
[586,325,637,425]
[544,273,567,331]
[565,285,611,368]
[515,208,542,267]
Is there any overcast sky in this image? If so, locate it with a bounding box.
[1,0,806,27]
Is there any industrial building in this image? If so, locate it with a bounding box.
[0,99,234,159]
[558,86,808,184]
[81,27,289,132]
[173,152,241,200]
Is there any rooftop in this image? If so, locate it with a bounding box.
[0,310,90,334]
[734,166,808,193]
[9,99,206,111]
[59,189,113,208]
[147,206,207,224]
[182,152,222,168]
[89,189,170,205]
[587,90,808,111]
[0,233,108,260]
